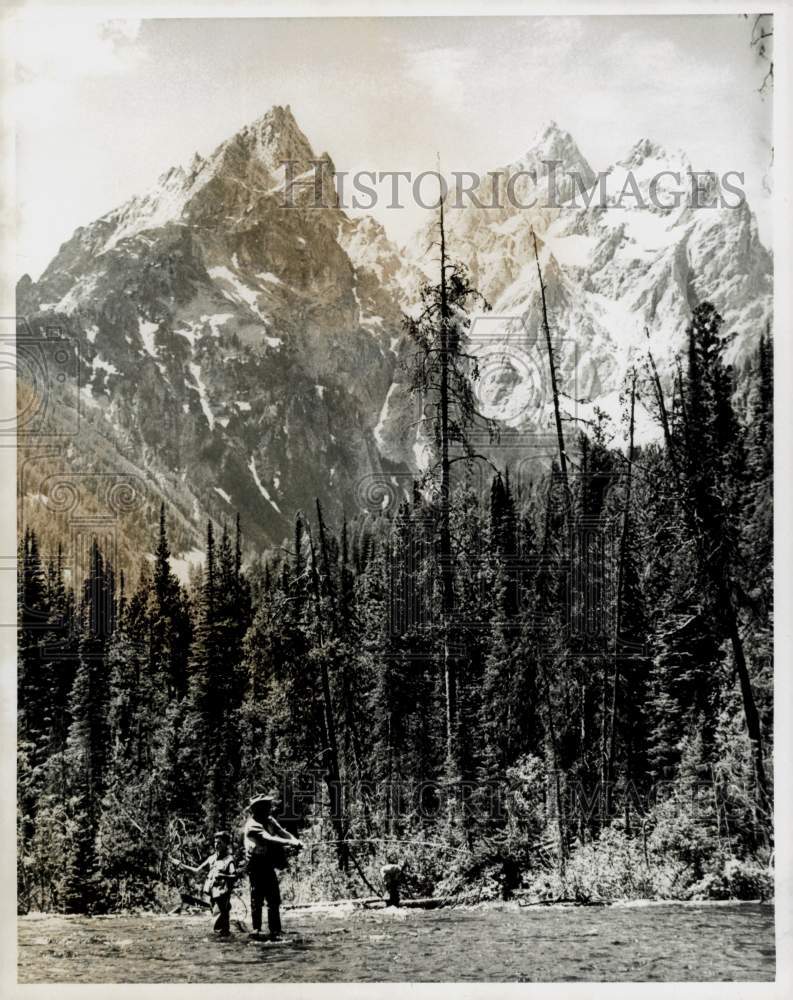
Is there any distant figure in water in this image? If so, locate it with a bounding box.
[380,855,403,907]
[174,831,237,936]
[244,793,302,940]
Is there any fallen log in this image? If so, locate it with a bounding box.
[284,896,381,910]
[518,897,607,907]
[284,894,456,911]
[401,896,455,910]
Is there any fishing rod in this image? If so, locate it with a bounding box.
[305,836,472,856]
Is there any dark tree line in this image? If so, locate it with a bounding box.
[17,291,773,911]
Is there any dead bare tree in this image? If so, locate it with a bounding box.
[531,229,571,522]
[404,196,495,779]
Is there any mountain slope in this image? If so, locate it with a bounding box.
[18,106,416,563]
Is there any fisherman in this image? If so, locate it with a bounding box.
[380,854,403,907]
[243,793,302,940]
[173,831,237,936]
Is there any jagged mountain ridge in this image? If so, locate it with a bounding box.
[18,106,417,564]
[376,121,771,467]
[17,111,771,566]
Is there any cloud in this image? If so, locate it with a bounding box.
[602,26,731,94]
[13,16,145,121]
[15,16,144,84]
[403,45,475,112]
[530,16,588,49]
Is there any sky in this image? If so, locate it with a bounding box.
[13,13,773,279]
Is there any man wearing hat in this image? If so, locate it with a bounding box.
[244,793,302,939]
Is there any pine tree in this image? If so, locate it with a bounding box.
[151,503,192,700]
[603,374,652,825]
[18,528,50,778]
[67,540,115,812]
[62,539,116,912]
[743,330,773,614]
[647,610,724,778]
[182,521,221,828]
[17,528,52,906]
[100,576,167,910]
[44,545,79,767]
[678,303,769,814]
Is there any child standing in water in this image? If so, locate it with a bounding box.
[175,831,237,935]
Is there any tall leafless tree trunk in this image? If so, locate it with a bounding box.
[532,229,571,521]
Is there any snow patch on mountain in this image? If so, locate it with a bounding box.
[200,313,234,338]
[139,320,159,357]
[412,431,432,472]
[374,383,398,453]
[248,455,282,514]
[169,547,205,586]
[177,325,200,349]
[92,356,120,376]
[188,362,214,430]
[100,166,195,254]
[207,266,269,323]
[55,273,101,314]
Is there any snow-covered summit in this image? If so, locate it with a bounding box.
[518,120,596,185]
[394,121,771,458]
[63,105,335,259]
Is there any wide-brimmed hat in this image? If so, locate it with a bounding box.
[213,830,230,841]
[248,793,276,810]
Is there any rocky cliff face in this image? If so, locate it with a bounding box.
[17,112,772,563]
[18,106,416,560]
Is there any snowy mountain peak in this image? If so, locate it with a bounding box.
[67,104,335,257]
[528,119,575,151]
[624,137,666,161]
[256,103,304,143]
[617,137,683,171]
[251,102,298,131]
[156,164,186,186]
[508,120,596,197]
[523,120,591,170]
[234,103,315,171]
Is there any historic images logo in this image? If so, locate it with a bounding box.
[279,159,746,212]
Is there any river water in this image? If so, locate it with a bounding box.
[18,900,774,983]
